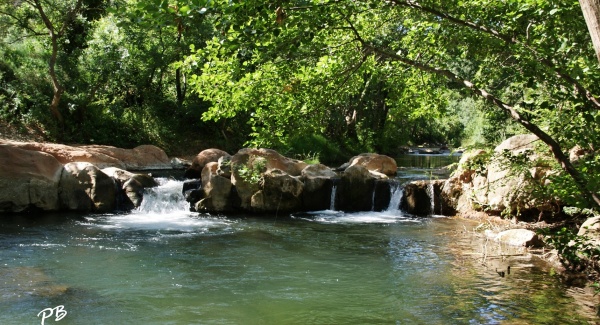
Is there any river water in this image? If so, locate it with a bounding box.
[0,157,598,324]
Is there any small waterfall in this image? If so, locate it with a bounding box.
[371,189,376,211]
[385,184,404,212]
[330,184,337,211]
[426,182,435,215]
[136,178,189,214]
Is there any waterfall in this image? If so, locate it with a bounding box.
[371,189,376,211]
[330,184,337,211]
[426,182,435,215]
[136,178,189,215]
[385,183,404,212]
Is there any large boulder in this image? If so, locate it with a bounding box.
[60,162,117,212]
[1,141,125,169]
[0,140,172,170]
[195,162,233,212]
[251,169,304,212]
[185,148,231,179]
[488,229,543,247]
[0,145,63,212]
[301,164,338,211]
[81,144,171,170]
[348,153,397,177]
[337,165,375,211]
[230,148,307,210]
[441,134,558,219]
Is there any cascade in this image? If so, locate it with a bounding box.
[426,182,436,215]
[371,189,376,211]
[385,183,404,212]
[136,178,189,214]
[329,184,337,211]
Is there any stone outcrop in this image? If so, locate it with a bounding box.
[441,134,558,220]
[301,164,338,211]
[0,141,166,213]
[337,165,375,211]
[59,162,116,212]
[0,140,172,170]
[195,161,234,212]
[186,149,404,214]
[251,169,304,212]
[0,145,63,212]
[185,148,231,179]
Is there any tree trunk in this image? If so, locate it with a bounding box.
[580,0,600,64]
[48,33,65,125]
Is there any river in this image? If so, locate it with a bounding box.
[0,155,598,324]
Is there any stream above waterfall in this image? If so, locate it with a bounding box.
[1,162,598,324]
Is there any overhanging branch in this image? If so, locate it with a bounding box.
[344,18,600,207]
[388,0,600,110]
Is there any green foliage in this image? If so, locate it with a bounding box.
[461,150,492,177]
[540,226,600,272]
[235,156,266,185]
[285,134,346,165]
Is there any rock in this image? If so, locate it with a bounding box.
[197,162,233,212]
[569,145,590,163]
[185,148,231,179]
[60,162,116,212]
[183,179,203,203]
[1,140,125,169]
[301,164,338,211]
[230,148,307,210]
[217,155,232,178]
[235,148,308,176]
[403,181,433,216]
[81,144,171,170]
[0,266,69,300]
[348,153,397,177]
[101,167,157,209]
[0,145,63,212]
[441,134,559,220]
[494,134,539,153]
[578,216,600,247]
[493,229,543,247]
[171,157,192,170]
[252,169,304,212]
[337,165,374,211]
[0,140,172,170]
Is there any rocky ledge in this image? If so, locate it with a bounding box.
[0,140,174,213]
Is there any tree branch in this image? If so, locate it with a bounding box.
[388,0,600,110]
[345,19,600,208]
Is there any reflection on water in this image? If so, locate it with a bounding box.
[0,209,597,324]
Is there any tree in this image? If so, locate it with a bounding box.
[580,0,600,64]
[184,1,600,209]
[0,0,85,127]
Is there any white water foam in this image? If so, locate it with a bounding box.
[297,210,421,224]
[91,178,232,232]
[385,183,404,212]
